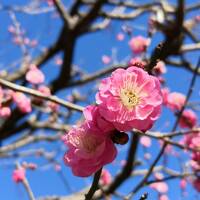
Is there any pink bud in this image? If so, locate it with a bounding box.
[140,136,151,147]
[13,92,32,113]
[54,164,61,171]
[55,57,63,65]
[26,66,45,85]
[116,33,125,41]
[12,168,26,183]
[159,194,169,200]
[102,55,111,65]
[38,85,51,96]
[180,179,187,190]
[150,182,168,193]
[8,25,16,34]
[30,39,38,47]
[129,36,150,54]
[100,169,112,185]
[0,107,11,118]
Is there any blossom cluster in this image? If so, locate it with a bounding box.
[183,131,200,192]
[162,88,198,129]
[63,66,163,177]
[0,64,58,117]
[161,87,199,192]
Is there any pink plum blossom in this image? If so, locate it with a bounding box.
[12,92,32,113]
[144,153,151,160]
[193,178,200,192]
[154,172,164,180]
[54,164,61,171]
[190,160,200,171]
[47,101,59,112]
[102,55,111,65]
[128,57,146,69]
[180,179,187,190]
[150,182,168,193]
[0,107,11,118]
[26,64,45,85]
[140,136,152,147]
[154,61,167,75]
[83,105,115,133]
[30,39,38,47]
[55,57,63,65]
[161,87,170,106]
[8,25,16,33]
[100,169,112,185]
[28,163,37,170]
[38,85,51,96]
[129,36,150,54]
[12,167,26,183]
[0,86,3,100]
[159,194,169,200]
[63,122,117,177]
[179,109,197,128]
[96,66,163,132]
[116,33,125,41]
[166,92,186,111]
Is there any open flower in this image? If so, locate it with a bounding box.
[96,66,163,132]
[63,122,117,177]
[161,87,170,106]
[26,64,45,85]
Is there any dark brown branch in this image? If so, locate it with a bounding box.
[85,168,102,200]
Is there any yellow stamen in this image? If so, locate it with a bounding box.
[120,89,139,109]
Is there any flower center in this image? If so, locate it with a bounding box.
[82,136,98,153]
[120,89,139,109]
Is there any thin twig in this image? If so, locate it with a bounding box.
[0,78,84,112]
[85,168,102,200]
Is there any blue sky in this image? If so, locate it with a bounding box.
[0,0,200,199]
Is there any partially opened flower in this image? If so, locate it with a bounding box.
[180,179,187,190]
[179,109,197,128]
[26,64,45,85]
[12,167,26,183]
[38,85,51,96]
[100,169,112,185]
[96,66,163,132]
[129,36,150,54]
[83,105,115,133]
[166,92,186,111]
[140,136,152,147]
[128,57,146,69]
[63,122,117,177]
[12,92,32,113]
[150,182,168,193]
[0,106,11,118]
[154,61,167,75]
